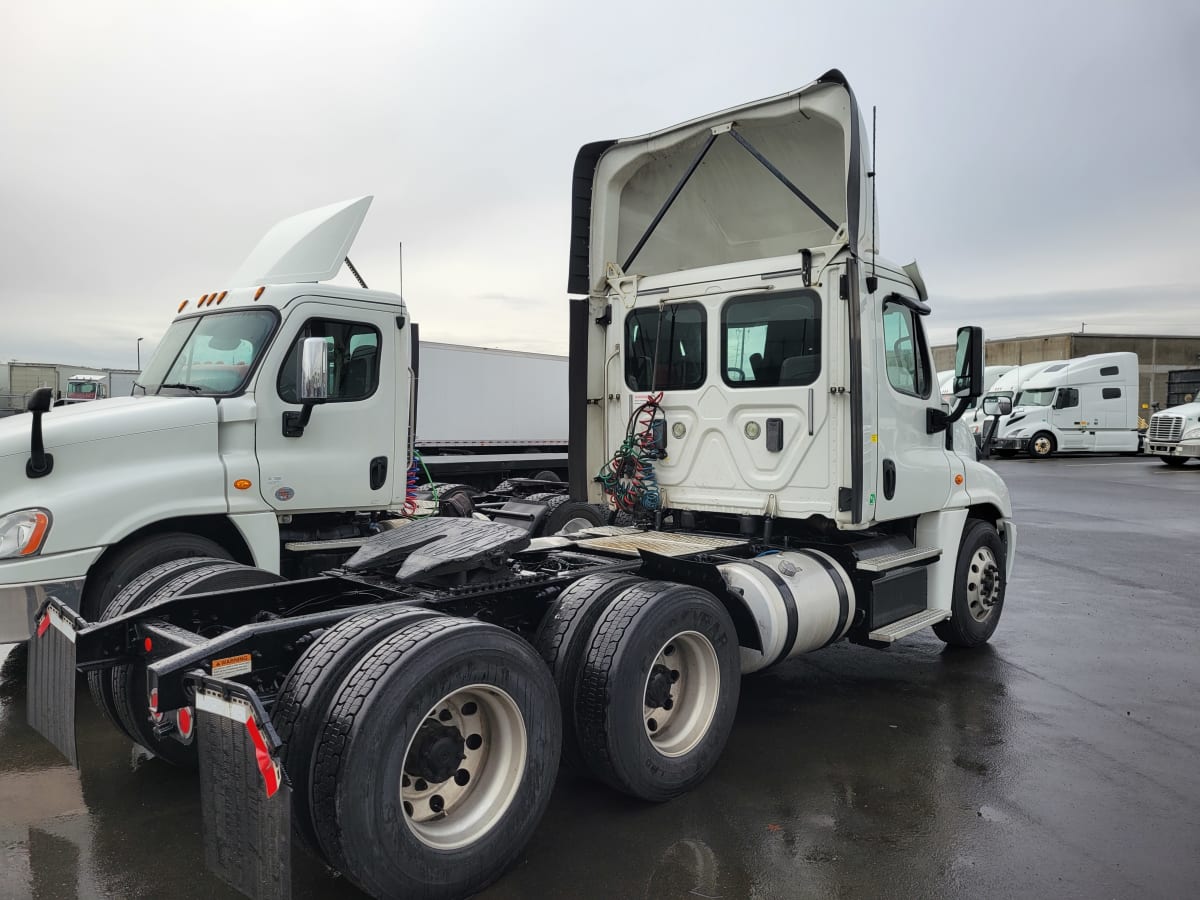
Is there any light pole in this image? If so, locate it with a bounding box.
[137,337,144,370]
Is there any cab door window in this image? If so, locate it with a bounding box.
[882,301,932,398]
[279,319,380,403]
[722,291,821,387]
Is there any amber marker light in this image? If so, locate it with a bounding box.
[954,474,964,485]
[178,300,189,313]
[19,511,51,556]
[254,286,266,301]
[216,291,228,304]
[234,479,253,491]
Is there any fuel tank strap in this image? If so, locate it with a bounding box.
[743,560,798,668]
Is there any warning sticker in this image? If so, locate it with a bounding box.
[211,653,252,678]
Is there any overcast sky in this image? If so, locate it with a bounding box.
[2,0,1198,369]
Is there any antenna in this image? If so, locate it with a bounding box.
[399,242,404,298]
[870,105,878,293]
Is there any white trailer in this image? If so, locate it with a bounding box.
[991,352,1140,457]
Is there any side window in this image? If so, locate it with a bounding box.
[1102,387,1122,400]
[1056,388,1080,408]
[881,301,931,397]
[279,319,381,403]
[624,303,706,391]
[722,291,821,387]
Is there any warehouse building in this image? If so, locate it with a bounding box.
[932,333,1200,412]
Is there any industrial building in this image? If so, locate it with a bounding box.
[932,333,1200,412]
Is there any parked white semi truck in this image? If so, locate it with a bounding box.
[990,352,1140,457]
[968,359,1066,440]
[25,72,1015,900]
[0,208,574,643]
[1145,399,1200,466]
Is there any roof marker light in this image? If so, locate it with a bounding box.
[254,286,266,301]
[178,300,188,313]
[216,291,228,304]
[199,293,211,307]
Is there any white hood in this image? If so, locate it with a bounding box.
[229,196,372,286]
[568,70,871,295]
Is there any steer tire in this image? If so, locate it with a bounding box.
[1026,431,1056,459]
[1161,456,1188,467]
[81,532,232,621]
[310,617,560,899]
[932,518,1007,648]
[110,562,285,767]
[575,581,740,802]
[87,556,228,739]
[274,604,443,854]
[533,572,645,770]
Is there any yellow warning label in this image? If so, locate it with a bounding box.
[211,653,252,678]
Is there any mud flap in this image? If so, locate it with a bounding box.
[193,678,292,900]
[26,602,81,766]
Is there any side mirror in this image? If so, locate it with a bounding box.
[300,337,329,401]
[26,387,54,413]
[982,396,1012,417]
[25,387,55,478]
[953,326,984,399]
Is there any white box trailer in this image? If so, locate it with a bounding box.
[992,352,1140,457]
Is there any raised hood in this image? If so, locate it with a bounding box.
[230,196,373,287]
[0,396,219,462]
[568,70,871,295]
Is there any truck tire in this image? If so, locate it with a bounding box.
[1027,432,1056,459]
[533,470,560,482]
[310,617,560,899]
[110,562,285,767]
[1160,456,1188,467]
[932,518,1007,648]
[575,582,740,801]
[540,496,608,536]
[533,573,644,770]
[87,556,228,739]
[273,604,443,854]
[81,532,232,621]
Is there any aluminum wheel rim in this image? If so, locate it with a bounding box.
[643,631,720,758]
[400,684,526,850]
[1032,436,1052,455]
[966,547,1001,622]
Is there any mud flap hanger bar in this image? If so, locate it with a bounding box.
[621,124,840,273]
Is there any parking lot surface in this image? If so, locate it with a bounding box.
[2,456,1198,899]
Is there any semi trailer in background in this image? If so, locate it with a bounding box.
[0,364,140,415]
[20,72,1014,900]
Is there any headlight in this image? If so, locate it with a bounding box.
[0,509,52,559]
[1182,425,1200,441]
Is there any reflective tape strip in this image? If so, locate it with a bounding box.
[245,716,281,798]
[195,691,281,797]
[195,690,251,723]
[47,607,76,643]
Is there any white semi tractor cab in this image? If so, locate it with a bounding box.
[26,72,1016,900]
[0,201,574,643]
[990,352,1140,457]
[1146,400,1200,466]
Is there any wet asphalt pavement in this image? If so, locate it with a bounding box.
[2,456,1199,900]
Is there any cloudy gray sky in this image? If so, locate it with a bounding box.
[2,0,1198,369]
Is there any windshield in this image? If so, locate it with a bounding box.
[68,382,97,394]
[1015,388,1056,407]
[138,310,277,396]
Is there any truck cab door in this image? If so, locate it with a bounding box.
[254,300,398,512]
[873,294,951,522]
[1052,387,1088,449]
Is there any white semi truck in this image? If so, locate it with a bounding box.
[0,212,575,643]
[24,72,1015,900]
[990,352,1140,457]
[1145,400,1200,465]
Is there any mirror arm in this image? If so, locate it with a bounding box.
[282,399,325,438]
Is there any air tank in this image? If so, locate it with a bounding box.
[718,550,855,674]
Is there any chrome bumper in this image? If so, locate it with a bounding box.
[0,577,85,644]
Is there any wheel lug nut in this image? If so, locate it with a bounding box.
[662,698,673,710]
[414,778,428,791]
[664,645,675,656]
[430,794,445,813]
[647,718,658,732]
[670,669,679,682]
[454,768,470,786]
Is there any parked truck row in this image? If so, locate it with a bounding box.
[16,72,1015,900]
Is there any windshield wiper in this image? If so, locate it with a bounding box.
[158,383,205,394]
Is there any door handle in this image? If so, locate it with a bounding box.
[369,456,388,491]
[882,459,896,500]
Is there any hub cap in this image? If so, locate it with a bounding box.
[1032,435,1053,455]
[643,631,720,758]
[966,547,1002,622]
[400,684,526,850]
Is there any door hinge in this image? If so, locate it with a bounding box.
[839,273,849,300]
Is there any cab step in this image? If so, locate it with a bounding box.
[868,608,950,643]
[856,546,941,573]
[283,537,369,552]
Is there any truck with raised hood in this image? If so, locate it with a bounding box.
[990,352,1140,458]
[23,71,1015,900]
[0,206,576,645]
